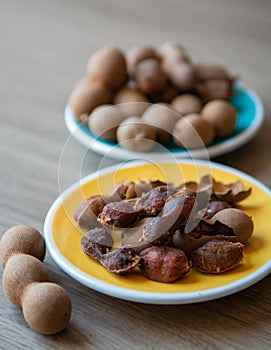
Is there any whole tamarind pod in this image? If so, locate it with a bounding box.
[0,225,46,268]
[22,282,72,335]
[2,254,49,306]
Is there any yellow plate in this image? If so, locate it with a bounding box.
[44,160,271,304]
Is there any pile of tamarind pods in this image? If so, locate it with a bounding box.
[0,225,71,335]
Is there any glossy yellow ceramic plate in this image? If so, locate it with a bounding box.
[44,160,271,304]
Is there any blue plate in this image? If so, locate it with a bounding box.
[64,81,264,160]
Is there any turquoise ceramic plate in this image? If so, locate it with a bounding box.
[64,81,264,160]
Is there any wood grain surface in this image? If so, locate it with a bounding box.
[0,0,271,349]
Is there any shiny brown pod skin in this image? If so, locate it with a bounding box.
[139,246,190,282]
[191,240,244,273]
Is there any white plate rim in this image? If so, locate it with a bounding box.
[64,81,265,160]
[43,159,271,304]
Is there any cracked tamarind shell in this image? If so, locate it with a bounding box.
[207,208,254,244]
[173,230,235,257]
[173,208,254,256]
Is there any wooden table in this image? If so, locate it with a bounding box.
[1,0,271,349]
